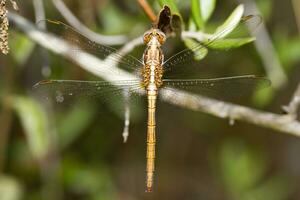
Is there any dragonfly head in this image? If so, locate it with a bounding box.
[143,28,166,46]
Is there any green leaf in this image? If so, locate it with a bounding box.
[184,38,208,60]
[208,37,255,49]
[158,0,180,16]
[9,32,35,65]
[252,85,274,108]
[99,3,135,34]
[275,35,300,70]
[214,4,244,39]
[219,139,267,197]
[191,0,204,29]
[13,96,50,159]
[62,158,118,199]
[200,0,216,22]
[188,17,198,31]
[191,0,217,29]
[243,175,293,200]
[58,101,97,148]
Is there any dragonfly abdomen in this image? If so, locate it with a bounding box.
[146,90,157,192]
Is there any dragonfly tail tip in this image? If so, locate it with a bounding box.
[145,187,153,193]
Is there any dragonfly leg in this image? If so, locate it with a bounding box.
[122,89,131,143]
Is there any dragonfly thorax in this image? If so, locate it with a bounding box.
[142,30,164,90]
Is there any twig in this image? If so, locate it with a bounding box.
[137,0,157,23]
[161,88,300,136]
[237,0,287,89]
[9,12,300,137]
[51,0,128,45]
[292,0,300,33]
[282,84,300,118]
[116,35,143,56]
[33,0,51,77]
[33,0,46,28]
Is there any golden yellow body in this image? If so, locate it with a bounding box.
[142,28,166,192]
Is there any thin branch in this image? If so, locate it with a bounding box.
[116,35,143,56]
[161,88,300,136]
[137,0,157,23]
[33,0,51,77]
[282,83,300,118]
[292,0,300,33]
[33,0,46,28]
[9,12,300,137]
[51,0,128,45]
[238,0,287,89]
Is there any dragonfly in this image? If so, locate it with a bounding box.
[34,12,270,192]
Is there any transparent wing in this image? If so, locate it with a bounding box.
[33,79,144,106]
[162,75,271,100]
[163,15,261,76]
[42,20,143,73]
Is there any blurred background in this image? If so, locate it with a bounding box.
[1,0,300,199]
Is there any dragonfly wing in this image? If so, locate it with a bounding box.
[162,75,271,101]
[43,20,143,73]
[33,79,144,106]
[162,15,261,76]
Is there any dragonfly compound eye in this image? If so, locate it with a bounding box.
[156,32,166,44]
[143,31,152,44]
[152,29,166,45]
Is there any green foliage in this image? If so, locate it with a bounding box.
[214,5,244,38]
[188,3,254,60]
[12,96,50,160]
[199,0,216,22]
[242,175,293,200]
[191,0,204,29]
[218,139,293,200]
[62,158,117,200]
[9,32,35,65]
[158,1,254,59]
[275,34,300,71]
[57,101,98,149]
[219,139,267,196]
[208,37,255,50]
[184,38,208,60]
[157,0,180,16]
[252,85,274,108]
[98,3,138,34]
[191,0,216,29]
